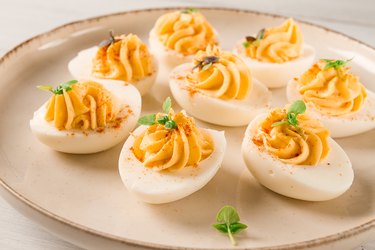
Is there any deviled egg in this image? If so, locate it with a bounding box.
[149,8,218,72]
[119,98,226,204]
[233,18,315,88]
[169,45,271,127]
[30,79,141,154]
[242,100,353,201]
[287,59,375,137]
[68,32,157,96]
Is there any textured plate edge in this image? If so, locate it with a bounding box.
[0,6,374,250]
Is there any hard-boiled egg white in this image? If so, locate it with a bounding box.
[233,44,315,88]
[68,46,158,96]
[241,114,354,201]
[118,125,226,204]
[148,28,195,103]
[169,63,271,127]
[30,80,141,154]
[287,78,375,138]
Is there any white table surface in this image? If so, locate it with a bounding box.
[0,0,374,249]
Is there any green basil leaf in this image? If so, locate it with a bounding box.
[138,114,156,125]
[229,223,248,234]
[216,205,240,225]
[324,62,336,70]
[322,58,352,71]
[213,205,247,246]
[287,112,299,126]
[164,120,177,129]
[213,223,228,234]
[288,100,306,115]
[157,115,169,125]
[162,97,172,114]
[37,85,53,92]
[242,41,250,48]
[52,86,64,95]
[322,59,333,63]
[62,80,78,87]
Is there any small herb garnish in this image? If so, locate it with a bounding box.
[138,97,177,129]
[242,41,250,48]
[37,80,78,95]
[243,28,265,48]
[138,114,156,126]
[181,8,198,14]
[213,205,248,246]
[271,100,306,128]
[99,30,120,47]
[322,58,352,78]
[193,56,219,71]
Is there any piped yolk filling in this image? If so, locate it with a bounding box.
[253,107,330,166]
[154,11,218,55]
[132,110,214,171]
[243,18,303,63]
[186,45,252,100]
[92,34,154,82]
[297,60,367,116]
[45,82,117,130]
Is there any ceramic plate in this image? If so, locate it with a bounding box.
[0,7,374,250]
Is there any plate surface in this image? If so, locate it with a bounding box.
[0,7,374,250]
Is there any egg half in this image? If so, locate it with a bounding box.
[119,125,226,204]
[241,114,354,201]
[287,69,375,138]
[148,9,219,102]
[169,63,271,127]
[233,18,315,88]
[148,9,218,76]
[234,44,315,88]
[30,80,141,154]
[68,46,158,96]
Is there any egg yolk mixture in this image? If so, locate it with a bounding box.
[253,107,330,166]
[92,34,154,82]
[132,110,214,171]
[154,10,218,55]
[243,18,303,63]
[186,45,252,100]
[45,81,117,130]
[297,60,367,116]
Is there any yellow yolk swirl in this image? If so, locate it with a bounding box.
[132,111,214,171]
[92,34,154,82]
[298,60,367,116]
[244,18,303,63]
[45,82,116,130]
[253,107,330,166]
[154,11,218,55]
[186,45,252,100]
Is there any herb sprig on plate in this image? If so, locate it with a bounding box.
[213,205,248,246]
[37,80,78,95]
[138,97,177,129]
[243,28,265,48]
[271,100,306,128]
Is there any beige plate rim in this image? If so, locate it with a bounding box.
[0,7,374,250]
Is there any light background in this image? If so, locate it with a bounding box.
[0,0,374,249]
